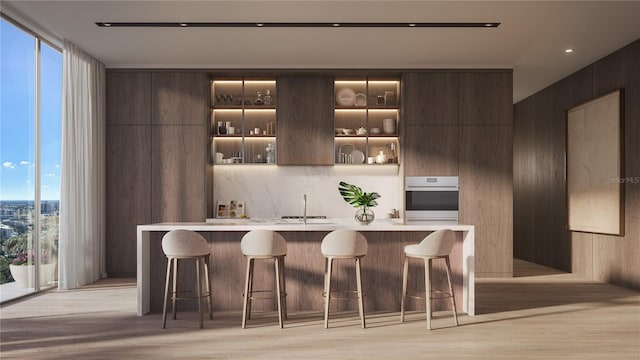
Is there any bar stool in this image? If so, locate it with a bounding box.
[161,229,213,329]
[400,229,458,330]
[321,229,368,329]
[240,230,288,328]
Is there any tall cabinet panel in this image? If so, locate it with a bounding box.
[404,72,459,125]
[404,125,459,176]
[106,126,151,276]
[105,71,152,276]
[151,126,206,223]
[459,71,513,125]
[106,72,151,125]
[459,126,513,277]
[152,72,209,125]
[277,77,334,165]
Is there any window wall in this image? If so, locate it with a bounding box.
[0,16,62,302]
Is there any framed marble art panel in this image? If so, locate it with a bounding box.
[566,89,624,236]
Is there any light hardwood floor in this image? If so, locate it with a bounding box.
[1,259,638,359]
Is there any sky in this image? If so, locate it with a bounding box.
[0,18,62,201]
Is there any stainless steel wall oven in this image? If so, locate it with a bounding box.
[405,176,459,222]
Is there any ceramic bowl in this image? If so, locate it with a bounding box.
[370,127,381,134]
[343,128,355,135]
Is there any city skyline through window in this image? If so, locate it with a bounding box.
[0,16,62,298]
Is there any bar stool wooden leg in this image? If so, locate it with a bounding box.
[247,259,255,320]
[162,258,172,329]
[196,257,203,329]
[424,258,432,330]
[445,256,459,326]
[280,257,288,320]
[242,257,252,329]
[274,257,284,328]
[172,258,179,320]
[324,257,333,329]
[400,256,409,322]
[204,256,213,320]
[355,257,366,329]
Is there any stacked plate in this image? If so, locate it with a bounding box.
[383,118,396,134]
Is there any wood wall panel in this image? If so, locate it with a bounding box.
[459,71,513,125]
[276,77,334,165]
[403,72,459,125]
[106,72,151,125]
[106,126,151,276]
[513,39,640,290]
[404,126,459,176]
[151,126,206,223]
[460,126,513,277]
[151,72,208,125]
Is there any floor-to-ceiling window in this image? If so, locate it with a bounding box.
[0,15,62,302]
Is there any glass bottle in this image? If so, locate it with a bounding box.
[264,89,272,105]
[266,142,275,164]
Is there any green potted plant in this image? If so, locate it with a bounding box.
[338,181,381,225]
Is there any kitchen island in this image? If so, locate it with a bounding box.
[137,220,475,316]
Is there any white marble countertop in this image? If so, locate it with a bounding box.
[137,218,474,232]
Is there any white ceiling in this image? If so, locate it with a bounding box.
[3,1,640,103]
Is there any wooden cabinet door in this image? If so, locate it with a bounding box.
[276,76,334,165]
[403,72,459,126]
[404,125,459,176]
[459,71,513,125]
[106,72,151,125]
[151,72,209,125]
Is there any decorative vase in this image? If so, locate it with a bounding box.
[355,207,375,225]
[9,263,56,288]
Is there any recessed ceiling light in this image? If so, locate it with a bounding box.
[103,23,112,27]
[564,48,574,53]
[408,23,417,27]
[332,23,340,27]
[179,23,188,27]
[256,23,264,27]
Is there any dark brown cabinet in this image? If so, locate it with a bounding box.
[404,125,459,176]
[403,72,459,126]
[459,71,513,125]
[276,76,334,165]
[105,71,209,276]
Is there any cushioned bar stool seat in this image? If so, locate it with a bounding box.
[241,230,288,328]
[321,229,368,329]
[161,229,213,329]
[400,229,458,330]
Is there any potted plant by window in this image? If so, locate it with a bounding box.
[338,181,381,225]
[8,250,55,288]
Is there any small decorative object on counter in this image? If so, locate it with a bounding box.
[264,89,272,105]
[338,181,381,225]
[356,127,367,135]
[217,121,226,135]
[254,91,264,105]
[266,142,275,164]
[376,151,388,164]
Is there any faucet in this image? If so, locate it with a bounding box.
[303,194,307,225]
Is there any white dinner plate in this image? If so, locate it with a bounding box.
[351,149,365,164]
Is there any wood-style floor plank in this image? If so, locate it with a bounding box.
[1,260,639,359]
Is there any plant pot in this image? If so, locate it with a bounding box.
[355,207,375,225]
[9,263,56,288]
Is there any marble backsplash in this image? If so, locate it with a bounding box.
[213,165,403,219]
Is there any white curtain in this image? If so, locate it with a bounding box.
[59,40,106,289]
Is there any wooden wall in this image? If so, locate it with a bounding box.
[403,70,514,278]
[106,71,211,277]
[513,39,640,289]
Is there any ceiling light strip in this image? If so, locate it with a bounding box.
[95,22,500,28]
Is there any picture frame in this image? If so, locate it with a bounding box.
[229,200,245,218]
[216,200,245,218]
[566,89,624,236]
[216,201,230,218]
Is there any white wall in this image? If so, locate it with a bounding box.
[213,165,402,219]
